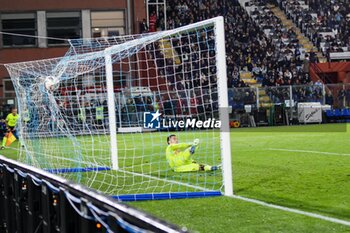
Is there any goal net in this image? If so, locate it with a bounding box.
[5,17,232,200]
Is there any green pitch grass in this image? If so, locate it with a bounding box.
[7,131,222,195]
[2,124,350,232]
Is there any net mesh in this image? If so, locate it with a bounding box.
[5,18,226,197]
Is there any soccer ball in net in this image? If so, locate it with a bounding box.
[44,76,59,91]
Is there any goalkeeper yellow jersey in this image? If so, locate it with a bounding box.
[166,143,192,168]
[6,113,19,127]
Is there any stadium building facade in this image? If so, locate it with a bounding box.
[0,0,146,97]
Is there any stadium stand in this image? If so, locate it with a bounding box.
[151,0,316,88]
[144,0,349,117]
[277,0,350,60]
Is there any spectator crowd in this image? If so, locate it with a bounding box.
[278,0,350,56]
[145,0,325,89]
[140,0,350,110]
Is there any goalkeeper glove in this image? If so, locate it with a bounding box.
[193,139,200,146]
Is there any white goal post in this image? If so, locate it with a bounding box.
[214,17,233,196]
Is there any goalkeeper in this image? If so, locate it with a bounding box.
[166,135,219,172]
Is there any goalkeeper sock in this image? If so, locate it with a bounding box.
[2,137,7,147]
[190,145,196,154]
[210,165,221,171]
[204,165,212,171]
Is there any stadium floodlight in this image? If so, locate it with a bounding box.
[5,16,233,200]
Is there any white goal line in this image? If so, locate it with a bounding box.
[268,148,350,156]
[230,195,350,227]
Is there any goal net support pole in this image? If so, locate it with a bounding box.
[105,52,119,170]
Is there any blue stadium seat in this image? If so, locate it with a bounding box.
[326,110,334,117]
[334,109,342,117]
[342,109,350,117]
